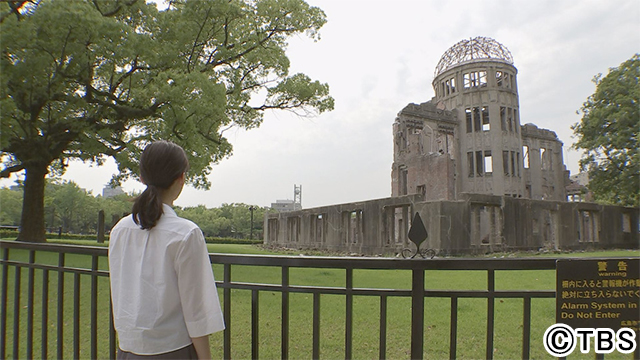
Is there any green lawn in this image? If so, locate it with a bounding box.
[1,241,638,359]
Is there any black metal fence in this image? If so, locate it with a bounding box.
[1,240,560,359]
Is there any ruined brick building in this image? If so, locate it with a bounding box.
[264,37,639,255]
[392,37,566,202]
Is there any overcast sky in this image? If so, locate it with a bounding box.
[4,0,639,209]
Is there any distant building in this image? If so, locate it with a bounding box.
[567,172,592,202]
[102,185,125,198]
[270,185,302,212]
[570,172,589,186]
[270,199,302,212]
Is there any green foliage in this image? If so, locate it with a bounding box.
[572,54,640,207]
[177,202,266,239]
[0,186,21,225]
[0,231,262,244]
[0,0,334,181]
[48,180,99,234]
[1,180,266,240]
[48,232,107,241]
[0,0,333,241]
[0,228,19,239]
[1,180,132,234]
[204,236,261,245]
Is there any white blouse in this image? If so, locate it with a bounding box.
[109,204,225,355]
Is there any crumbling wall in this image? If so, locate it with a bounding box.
[264,195,639,255]
[521,123,568,201]
[392,101,458,200]
[264,195,424,255]
[392,153,455,200]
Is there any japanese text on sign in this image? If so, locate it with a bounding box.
[556,258,640,332]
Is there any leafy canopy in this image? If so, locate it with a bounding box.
[0,0,334,188]
[571,54,639,207]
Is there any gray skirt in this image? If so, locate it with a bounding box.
[117,344,198,359]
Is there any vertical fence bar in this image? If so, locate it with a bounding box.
[251,289,259,360]
[486,269,495,360]
[449,296,458,360]
[90,255,98,359]
[379,295,387,360]
[109,297,116,359]
[522,297,531,359]
[281,266,289,360]
[73,273,81,360]
[12,266,20,360]
[312,292,321,360]
[223,264,231,360]
[41,269,49,360]
[410,268,425,360]
[0,247,8,360]
[57,253,65,360]
[345,268,353,360]
[26,251,35,360]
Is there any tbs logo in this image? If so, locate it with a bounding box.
[544,324,636,357]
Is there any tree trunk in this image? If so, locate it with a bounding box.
[17,164,48,242]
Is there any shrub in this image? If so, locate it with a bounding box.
[0,229,19,239]
[205,236,262,245]
[0,229,261,245]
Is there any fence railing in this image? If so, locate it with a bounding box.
[1,240,559,359]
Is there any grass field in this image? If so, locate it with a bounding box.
[1,240,638,359]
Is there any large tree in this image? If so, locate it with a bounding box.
[572,54,639,207]
[1,0,334,242]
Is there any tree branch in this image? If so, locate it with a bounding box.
[203,27,279,71]
[187,6,212,74]
[0,1,35,23]
[0,164,25,178]
[92,0,138,17]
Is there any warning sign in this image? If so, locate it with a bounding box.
[556,258,639,331]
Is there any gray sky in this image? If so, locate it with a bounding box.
[4,0,639,209]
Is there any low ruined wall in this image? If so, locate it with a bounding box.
[264,194,639,256]
[264,194,425,255]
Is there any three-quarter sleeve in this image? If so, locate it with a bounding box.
[174,228,225,338]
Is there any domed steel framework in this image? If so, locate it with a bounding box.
[434,36,514,77]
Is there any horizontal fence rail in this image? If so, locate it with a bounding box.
[0,240,563,359]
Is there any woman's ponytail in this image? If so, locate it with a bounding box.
[130,141,189,230]
[131,185,164,230]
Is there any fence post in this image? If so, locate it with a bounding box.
[97,210,105,243]
[410,267,425,360]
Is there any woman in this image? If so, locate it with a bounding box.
[109,141,224,359]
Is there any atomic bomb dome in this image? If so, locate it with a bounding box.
[399,36,568,203]
[263,37,638,257]
[434,36,514,77]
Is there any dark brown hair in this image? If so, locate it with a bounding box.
[131,141,189,230]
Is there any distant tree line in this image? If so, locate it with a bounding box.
[0,180,266,239]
